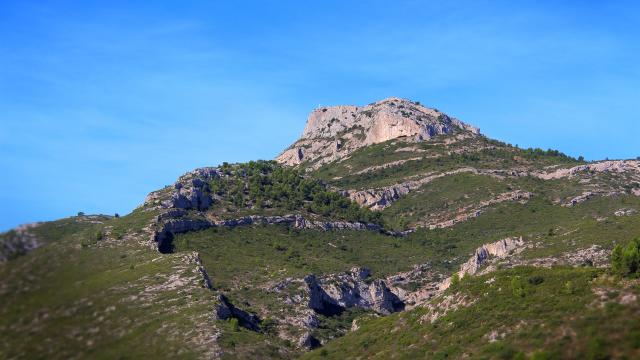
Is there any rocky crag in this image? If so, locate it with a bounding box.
[277,97,479,169]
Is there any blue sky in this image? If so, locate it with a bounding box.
[1,1,639,231]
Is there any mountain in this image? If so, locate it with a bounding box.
[2,98,640,359]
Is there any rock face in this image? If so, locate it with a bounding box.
[457,237,525,278]
[213,294,261,331]
[305,268,404,316]
[439,237,525,290]
[269,267,405,344]
[277,97,479,169]
[144,167,220,211]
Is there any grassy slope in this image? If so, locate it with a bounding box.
[0,211,219,360]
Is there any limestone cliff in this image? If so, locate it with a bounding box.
[276,97,480,168]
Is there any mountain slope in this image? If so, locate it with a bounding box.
[2,98,640,359]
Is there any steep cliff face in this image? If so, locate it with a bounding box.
[276,97,479,168]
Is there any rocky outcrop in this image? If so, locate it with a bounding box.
[213,294,261,331]
[307,268,405,315]
[615,208,637,217]
[0,223,40,262]
[533,160,640,180]
[144,167,221,211]
[277,97,479,169]
[458,237,525,277]
[268,267,405,343]
[563,192,595,207]
[439,237,525,290]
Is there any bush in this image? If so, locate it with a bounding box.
[611,237,640,277]
[528,275,544,285]
[229,318,239,332]
[511,277,526,297]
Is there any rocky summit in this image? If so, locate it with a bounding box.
[277,97,479,168]
[2,98,640,360]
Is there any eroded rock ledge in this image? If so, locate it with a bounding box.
[152,212,383,253]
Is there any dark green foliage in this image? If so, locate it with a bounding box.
[611,237,640,277]
[528,275,545,285]
[209,160,381,224]
[521,147,575,161]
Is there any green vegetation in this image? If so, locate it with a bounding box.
[210,161,381,224]
[611,237,640,277]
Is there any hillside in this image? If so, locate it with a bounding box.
[2,98,640,359]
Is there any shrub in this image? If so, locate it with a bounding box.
[229,318,239,332]
[511,277,526,297]
[528,275,544,285]
[611,237,640,277]
[450,273,460,288]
